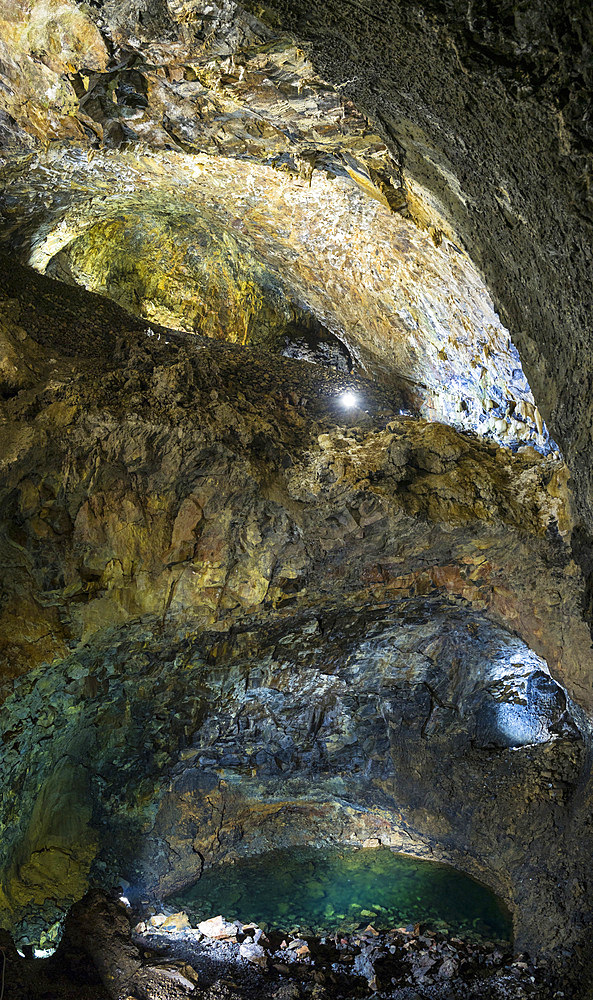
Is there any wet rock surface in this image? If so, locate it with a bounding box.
[0,601,581,929]
[136,915,553,999]
[169,845,513,942]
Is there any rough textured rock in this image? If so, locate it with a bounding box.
[1,1,593,996]
[0,1,557,453]
[0,142,552,452]
[2,598,591,971]
[0,258,587,703]
[0,255,592,993]
[0,890,554,999]
[136,917,556,998]
[240,0,593,527]
[57,890,200,998]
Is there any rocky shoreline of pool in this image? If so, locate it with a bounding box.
[132,904,556,999]
[0,891,561,999]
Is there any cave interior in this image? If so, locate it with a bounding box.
[1,0,593,997]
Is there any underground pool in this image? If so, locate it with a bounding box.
[170,846,513,943]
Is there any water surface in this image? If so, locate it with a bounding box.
[172,846,512,942]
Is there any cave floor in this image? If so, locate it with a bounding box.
[129,923,556,1000]
[0,894,561,1000]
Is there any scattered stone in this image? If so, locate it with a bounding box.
[162,911,191,932]
[197,915,239,940]
[438,956,458,978]
[273,984,301,999]
[240,940,268,967]
[128,910,554,999]
[287,938,309,951]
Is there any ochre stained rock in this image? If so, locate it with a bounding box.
[6,760,97,913]
[1,147,552,452]
[0,257,588,707]
[0,255,591,987]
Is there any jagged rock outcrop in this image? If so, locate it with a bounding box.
[240,0,593,540]
[0,257,592,993]
[0,257,588,702]
[0,2,557,452]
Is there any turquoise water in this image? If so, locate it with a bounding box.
[172,846,512,942]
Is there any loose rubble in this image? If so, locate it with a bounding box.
[133,901,555,998]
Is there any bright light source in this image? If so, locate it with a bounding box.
[340,391,359,408]
[119,895,131,907]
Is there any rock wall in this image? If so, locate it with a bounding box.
[241,0,593,586]
[0,258,592,991]
[0,258,588,704]
[1,602,588,957]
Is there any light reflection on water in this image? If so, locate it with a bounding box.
[172,846,512,942]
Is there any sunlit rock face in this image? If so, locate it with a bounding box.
[1,0,593,992]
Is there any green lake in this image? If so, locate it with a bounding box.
[171,846,512,942]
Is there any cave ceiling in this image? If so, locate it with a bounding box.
[0,0,558,448]
[1,0,593,989]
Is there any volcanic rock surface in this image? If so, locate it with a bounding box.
[1,0,593,997]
